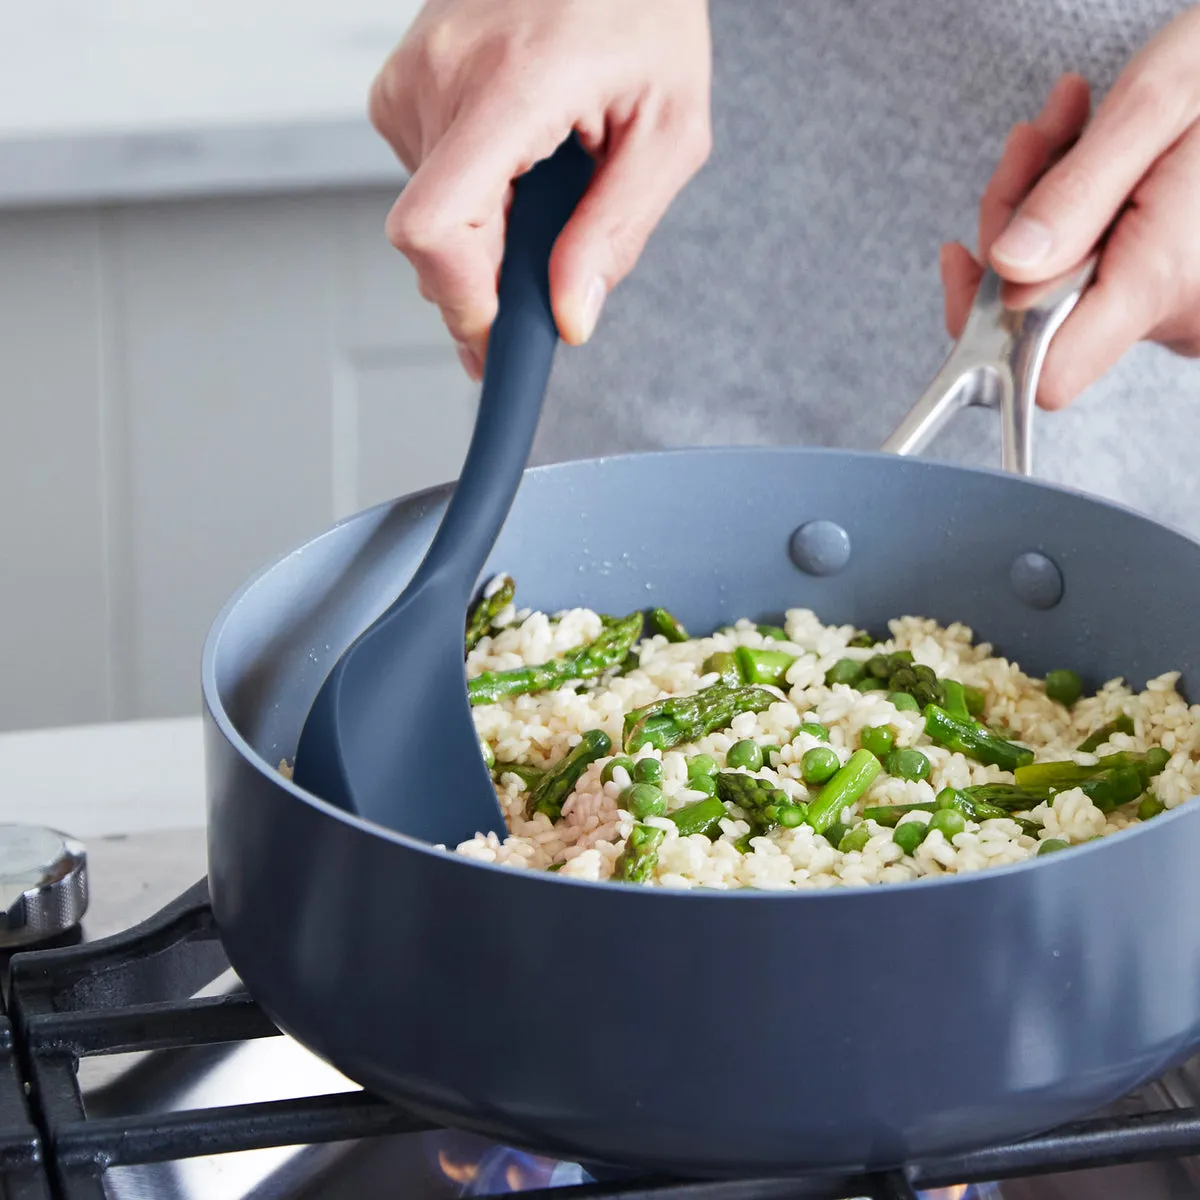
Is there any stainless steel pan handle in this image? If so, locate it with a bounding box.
[882,257,1096,475]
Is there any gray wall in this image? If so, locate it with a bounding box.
[0,188,473,732]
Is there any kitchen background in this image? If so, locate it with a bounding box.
[0,0,469,735]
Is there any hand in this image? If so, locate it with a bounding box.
[369,0,712,379]
[941,6,1200,410]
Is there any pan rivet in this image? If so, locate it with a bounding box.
[1011,552,1063,609]
[789,521,851,576]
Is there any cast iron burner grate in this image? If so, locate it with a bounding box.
[2,880,1200,1200]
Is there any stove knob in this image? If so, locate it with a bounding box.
[0,825,87,947]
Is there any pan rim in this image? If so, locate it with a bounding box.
[202,444,1200,901]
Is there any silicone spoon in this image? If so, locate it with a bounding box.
[292,137,594,845]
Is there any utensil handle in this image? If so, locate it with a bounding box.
[399,136,594,605]
[880,257,1095,476]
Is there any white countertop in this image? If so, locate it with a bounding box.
[0,716,206,837]
[1,0,422,207]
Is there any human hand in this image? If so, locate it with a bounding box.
[940,6,1200,410]
[369,0,712,379]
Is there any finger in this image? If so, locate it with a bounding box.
[1035,124,1200,409]
[939,242,985,338]
[1031,73,1092,147]
[549,100,712,344]
[367,64,420,171]
[991,10,1200,280]
[385,101,567,347]
[978,123,1053,258]
[978,77,1091,255]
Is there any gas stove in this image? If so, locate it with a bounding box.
[2,828,1200,1200]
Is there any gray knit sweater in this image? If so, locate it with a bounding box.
[534,0,1200,536]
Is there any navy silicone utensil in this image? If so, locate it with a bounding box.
[291,137,595,844]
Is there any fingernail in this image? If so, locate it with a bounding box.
[456,342,482,380]
[578,277,606,342]
[992,216,1054,268]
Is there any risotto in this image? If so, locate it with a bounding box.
[455,579,1200,889]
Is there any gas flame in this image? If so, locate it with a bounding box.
[437,1149,480,1185]
[923,1187,970,1200]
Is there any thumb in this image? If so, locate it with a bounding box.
[549,108,710,345]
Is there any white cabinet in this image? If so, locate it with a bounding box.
[0,188,475,732]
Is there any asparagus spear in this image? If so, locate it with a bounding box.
[1014,748,1169,792]
[465,575,514,653]
[887,661,944,709]
[941,679,986,720]
[527,730,612,821]
[923,704,1034,771]
[735,646,797,687]
[806,749,881,834]
[1079,765,1144,813]
[714,771,808,834]
[669,796,727,839]
[613,823,665,884]
[623,682,777,752]
[701,651,742,685]
[935,788,1041,833]
[468,611,643,705]
[756,623,789,642]
[863,801,936,827]
[647,607,689,643]
[959,783,1049,810]
[493,762,546,790]
[1138,794,1166,820]
[1077,714,1135,753]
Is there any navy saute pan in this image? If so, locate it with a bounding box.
[202,263,1200,1175]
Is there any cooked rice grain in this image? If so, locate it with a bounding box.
[458,608,1200,888]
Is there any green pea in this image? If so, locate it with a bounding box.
[1137,794,1165,821]
[928,808,966,840]
[1044,669,1083,707]
[794,721,829,742]
[633,757,664,784]
[701,651,741,683]
[479,740,495,769]
[1146,747,1170,775]
[854,678,889,692]
[756,623,788,641]
[838,825,872,853]
[888,691,920,712]
[687,773,718,798]
[884,748,931,782]
[800,746,841,785]
[687,753,720,780]
[726,740,764,771]
[824,822,849,849]
[847,632,876,648]
[825,658,866,687]
[602,756,636,784]
[759,743,781,764]
[1037,837,1070,856]
[935,786,961,810]
[859,725,896,757]
[620,783,666,819]
[893,821,926,855]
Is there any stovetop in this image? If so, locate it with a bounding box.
[5,828,1200,1200]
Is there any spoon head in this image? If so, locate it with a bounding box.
[292,583,507,846]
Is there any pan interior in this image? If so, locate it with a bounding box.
[207,448,1200,804]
